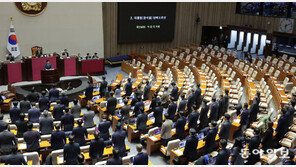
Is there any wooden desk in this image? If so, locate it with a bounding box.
[127,120,154,143]
[121,61,137,78]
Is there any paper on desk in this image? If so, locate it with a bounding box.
[19,143,27,150]
[58,156,64,164]
[233,119,240,123]
[150,136,158,141]
[174,149,183,155]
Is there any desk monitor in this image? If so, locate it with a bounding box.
[197,132,205,141]
[179,140,186,148]
[149,114,154,120]
[155,128,161,135]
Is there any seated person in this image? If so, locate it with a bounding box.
[92,53,99,59]
[44,60,52,70]
[85,53,91,60]
[6,53,14,61]
[62,49,69,57]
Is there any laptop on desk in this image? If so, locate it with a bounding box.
[154,128,161,135]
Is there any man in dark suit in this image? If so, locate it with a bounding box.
[28,102,41,123]
[59,92,69,107]
[124,78,133,97]
[221,89,229,117]
[9,101,21,124]
[168,97,177,120]
[20,96,31,113]
[6,53,14,61]
[27,87,39,103]
[136,108,148,134]
[240,103,250,132]
[44,60,52,70]
[89,131,105,164]
[106,148,122,165]
[262,121,274,152]
[72,119,88,146]
[188,107,199,130]
[153,101,163,127]
[49,85,59,102]
[170,82,179,100]
[143,81,151,101]
[38,91,49,112]
[178,94,187,112]
[0,123,17,155]
[61,108,74,132]
[106,92,117,116]
[39,110,54,135]
[209,98,218,122]
[275,108,289,145]
[194,83,202,109]
[121,99,131,125]
[246,128,261,165]
[51,124,66,150]
[62,49,69,57]
[85,81,94,100]
[248,97,259,126]
[98,115,111,141]
[135,85,143,99]
[134,96,144,117]
[15,113,28,138]
[176,111,187,140]
[52,100,65,121]
[63,134,81,165]
[23,122,40,152]
[204,121,218,154]
[215,139,230,165]
[187,89,195,112]
[217,94,224,120]
[184,128,198,163]
[219,114,231,141]
[0,114,6,132]
[133,144,149,165]
[71,99,81,118]
[99,76,108,97]
[283,150,295,165]
[112,123,126,157]
[285,103,294,126]
[85,53,91,60]
[4,146,27,165]
[35,49,42,57]
[199,100,209,131]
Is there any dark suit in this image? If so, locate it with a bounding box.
[51,130,66,150]
[72,125,88,146]
[176,116,186,140]
[61,113,74,131]
[133,152,148,165]
[217,98,224,119]
[99,81,108,97]
[6,56,14,61]
[222,95,229,116]
[0,130,17,154]
[0,120,6,132]
[209,102,218,121]
[112,129,126,157]
[143,85,151,100]
[5,153,27,165]
[246,135,261,165]
[106,157,122,165]
[194,87,202,109]
[44,63,52,70]
[71,104,81,118]
[98,121,111,141]
[23,130,40,152]
[85,84,94,100]
[153,106,163,127]
[184,135,198,162]
[249,101,259,125]
[170,86,179,100]
[188,110,199,130]
[62,52,69,57]
[262,127,274,151]
[38,96,49,111]
[89,138,105,160]
[15,119,28,137]
[9,107,21,124]
[28,108,41,123]
[167,102,177,120]
[63,142,81,165]
[240,109,250,126]
[107,97,117,115]
[187,93,195,111]
[39,116,54,135]
[275,114,289,143]
[134,101,144,117]
[204,127,218,154]
[215,148,230,165]
[49,88,59,102]
[219,120,231,140]
[19,100,31,113]
[27,92,39,103]
[59,95,69,107]
[199,105,209,130]
[231,146,244,165]
[52,104,65,121]
[121,105,130,124]
[136,113,148,134]
[125,82,133,97]
[178,99,187,112]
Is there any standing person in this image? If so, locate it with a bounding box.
[136,108,148,134]
[283,150,295,165]
[275,108,289,146]
[99,76,108,97]
[204,121,218,154]
[199,100,209,131]
[114,85,122,98]
[71,99,81,118]
[161,87,170,108]
[83,105,95,128]
[178,94,187,112]
[112,123,126,157]
[38,91,49,112]
[249,97,259,126]
[51,124,66,150]
[106,148,122,165]
[89,131,105,164]
[9,101,21,124]
[240,103,250,132]
[5,146,27,165]
[134,96,144,117]
[194,83,202,109]
[49,85,59,102]
[215,139,230,165]
[59,92,69,107]
[106,92,117,116]
[92,53,99,59]
[0,123,17,155]
[62,49,69,57]
[143,81,151,101]
[0,114,6,133]
[28,102,41,123]
[176,111,187,140]
[23,122,41,152]
[20,97,31,113]
[27,87,39,103]
[170,82,179,100]
[61,108,74,133]
[39,110,54,135]
[209,98,218,122]
[187,89,195,113]
[63,135,81,165]
[153,101,163,127]
[15,113,28,138]
[188,106,199,130]
[167,97,177,120]
[222,89,229,115]
[217,94,224,120]
[98,115,111,141]
[246,128,261,165]
[219,114,231,141]
[121,99,131,125]
[133,144,149,165]
[261,121,274,153]
[160,114,173,146]
[183,128,198,163]
[230,137,244,165]
[72,119,88,146]
[124,78,133,97]
[52,100,65,121]
[85,81,94,100]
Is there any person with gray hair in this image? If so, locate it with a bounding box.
[39,110,54,135]
[133,144,148,165]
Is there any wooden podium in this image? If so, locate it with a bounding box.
[41,69,60,84]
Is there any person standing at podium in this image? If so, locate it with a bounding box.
[62,49,69,57]
[44,60,52,70]
[6,53,14,62]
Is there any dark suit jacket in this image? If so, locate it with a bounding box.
[39,116,54,135]
[133,152,148,165]
[89,138,105,159]
[219,120,231,140]
[27,92,39,103]
[63,142,81,165]
[121,105,130,120]
[15,119,28,137]
[204,127,218,150]
[167,102,177,120]
[153,106,163,126]
[51,130,66,150]
[0,130,17,154]
[106,157,122,165]
[137,113,148,132]
[187,93,195,110]
[85,84,94,100]
[112,130,126,157]
[38,96,49,111]
[44,63,52,70]
[215,148,230,165]
[199,105,209,128]
[249,135,261,151]
[209,102,218,121]
[176,116,186,139]
[5,153,27,165]
[184,135,198,161]
[276,114,289,138]
[188,110,199,129]
[52,104,65,121]
[71,105,81,118]
[61,113,74,131]
[217,99,224,119]
[240,109,250,125]
[170,86,179,100]
[249,101,259,123]
[28,108,41,123]
[72,126,88,146]
[23,130,40,152]
[125,82,133,96]
[49,88,59,102]
[98,121,111,141]
[178,99,187,112]
[99,81,108,95]
[9,107,21,124]
[0,120,6,132]
[143,85,151,100]
[107,97,117,115]
[59,95,69,107]
[134,101,144,117]
[20,100,31,113]
[262,127,274,150]
[194,88,202,106]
